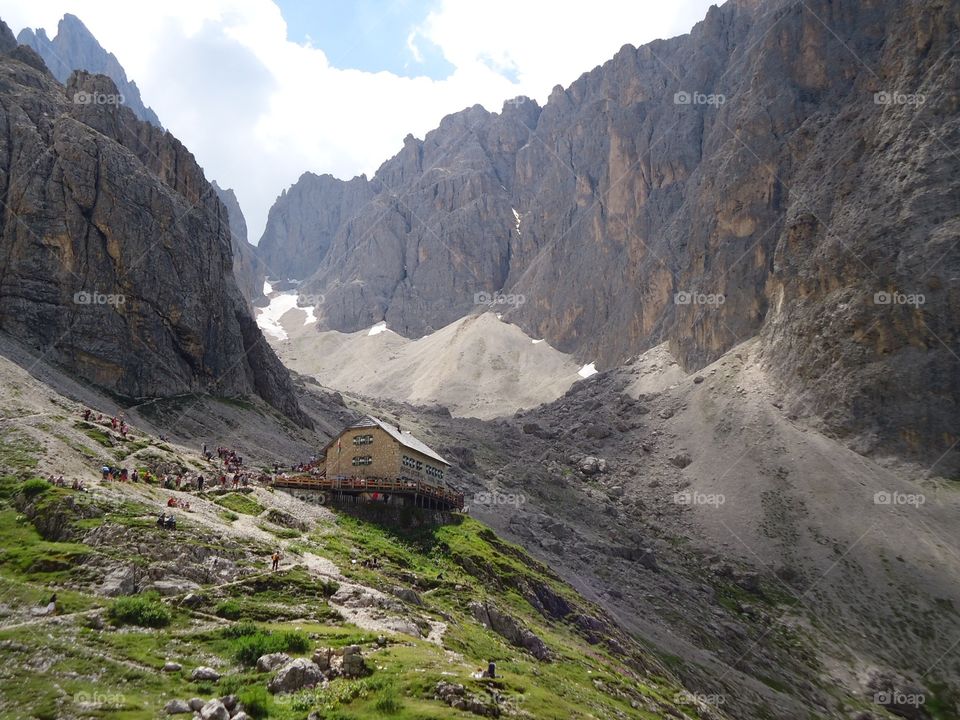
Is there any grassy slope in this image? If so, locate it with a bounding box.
[0,428,721,720]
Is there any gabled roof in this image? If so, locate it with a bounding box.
[324,415,450,466]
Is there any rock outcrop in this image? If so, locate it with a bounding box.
[256,172,375,281]
[16,13,161,126]
[212,181,266,307]
[263,0,959,461]
[0,31,310,426]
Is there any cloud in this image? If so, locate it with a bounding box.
[0,0,715,243]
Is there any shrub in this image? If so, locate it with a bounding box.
[232,629,310,666]
[215,599,243,620]
[20,478,49,499]
[238,687,270,719]
[220,621,259,639]
[108,592,171,627]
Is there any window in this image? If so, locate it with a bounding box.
[425,465,445,480]
[352,434,373,446]
[352,456,372,466]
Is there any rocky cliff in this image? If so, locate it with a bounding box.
[211,181,266,307]
[266,0,959,462]
[257,171,377,281]
[0,25,310,426]
[17,13,162,127]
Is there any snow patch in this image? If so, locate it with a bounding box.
[302,305,317,325]
[531,339,544,344]
[368,321,388,336]
[578,363,598,378]
[256,291,301,341]
[263,279,273,295]
[512,208,521,235]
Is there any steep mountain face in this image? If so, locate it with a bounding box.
[0,28,310,426]
[256,172,376,281]
[211,181,266,307]
[267,0,959,463]
[17,13,162,127]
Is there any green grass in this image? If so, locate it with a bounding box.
[227,627,311,666]
[214,493,264,516]
[107,592,172,628]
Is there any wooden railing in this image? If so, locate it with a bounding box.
[273,474,464,509]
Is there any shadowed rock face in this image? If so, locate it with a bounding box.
[256,171,377,282]
[0,31,310,427]
[16,13,162,127]
[262,0,959,461]
[211,181,266,308]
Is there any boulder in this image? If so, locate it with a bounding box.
[162,661,182,672]
[341,645,367,678]
[200,700,230,720]
[188,698,205,711]
[392,586,423,605]
[256,652,291,672]
[311,648,332,672]
[164,699,191,714]
[578,456,607,476]
[100,566,137,596]
[268,658,324,694]
[669,453,692,469]
[470,602,551,660]
[190,666,220,681]
[218,694,237,712]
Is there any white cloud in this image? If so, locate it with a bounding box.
[1,0,715,245]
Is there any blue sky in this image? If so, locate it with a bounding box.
[276,0,454,79]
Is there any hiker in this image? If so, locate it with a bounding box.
[83,409,91,421]
[197,475,204,491]
[271,551,281,571]
[131,469,139,483]
[486,661,496,679]
[165,515,176,529]
[157,512,167,528]
[101,466,110,480]
[167,496,178,508]
[44,593,57,616]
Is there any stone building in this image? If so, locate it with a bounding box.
[321,415,450,484]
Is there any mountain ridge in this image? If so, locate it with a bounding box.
[261,0,959,466]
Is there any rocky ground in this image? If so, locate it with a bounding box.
[0,332,726,720]
[357,338,960,720]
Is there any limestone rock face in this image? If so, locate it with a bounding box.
[261,0,958,461]
[212,181,266,307]
[16,13,161,126]
[256,172,376,281]
[0,38,309,426]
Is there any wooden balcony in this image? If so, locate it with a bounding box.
[272,473,464,511]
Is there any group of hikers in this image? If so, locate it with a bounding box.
[101,466,158,483]
[45,474,86,491]
[82,408,130,438]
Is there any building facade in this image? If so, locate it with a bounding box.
[321,416,450,485]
